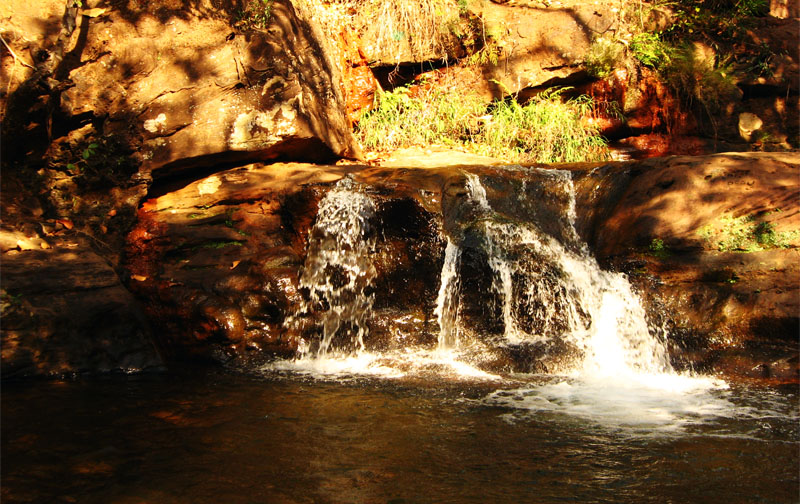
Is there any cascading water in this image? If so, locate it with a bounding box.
[268,168,730,431]
[292,176,377,358]
[459,170,672,376]
[434,239,462,350]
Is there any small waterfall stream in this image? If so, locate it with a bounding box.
[269,166,730,430]
[453,170,672,377]
[292,176,377,358]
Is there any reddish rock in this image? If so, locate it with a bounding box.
[571,151,800,381]
[333,26,381,122]
[123,153,798,382]
[613,134,714,159]
[1,246,162,378]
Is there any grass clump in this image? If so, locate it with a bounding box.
[294,0,469,61]
[585,37,624,78]
[698,212,799,252]
[629,32,672,68]
[356,86,609,163]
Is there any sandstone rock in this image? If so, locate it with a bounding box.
[125,152,798,382]
[124,163,447,365]
[571,151,800,381]
[770,0,800,18]
[1,246,162,378]
[470,0,618,97]
[738,112,764,142]
[48,0,360,178]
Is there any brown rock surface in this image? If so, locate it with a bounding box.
[469,0,618,97]
[1,0,361,178]
[124,163,447,364]
[1,245,162,378]
[124,152,798,382]
[571,152,800,381]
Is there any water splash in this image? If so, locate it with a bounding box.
[462,170,671,375]
[294,176,377,357]
[268,168,734,435]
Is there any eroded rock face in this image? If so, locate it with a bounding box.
[125,153,798,383]
[124,163,448,365]
[1,246,162,378]
[571,152,800,381]
[470,0,617,97]
[52,0,360,177]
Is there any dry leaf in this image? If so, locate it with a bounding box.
[56,219,74,230]
[107,208,117,217]
[131,275,148,282]
[230,260,241,270]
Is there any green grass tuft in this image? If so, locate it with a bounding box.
[698,212,799,252]
[356,86,609,164]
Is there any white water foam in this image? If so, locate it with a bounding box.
[266,348,501,382]
[289,176,377,357]
[434,239,462,350]
[269,168,737,433]
[460,170,732,431]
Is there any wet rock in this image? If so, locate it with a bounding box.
[571,151,800,381]
[124,163,453,365]
[1,246,162,378]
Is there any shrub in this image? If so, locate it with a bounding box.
[630,32,672,68]
[585,38,624,78]
[356,86,610,163]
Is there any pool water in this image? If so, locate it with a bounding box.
[2,366,798,504]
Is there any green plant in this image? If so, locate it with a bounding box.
[648,238,670,258]
[356,85,609,163]
[698,212,799,252]
[630,32,672,67]
[662,46,739,130]
[585,37,624,78]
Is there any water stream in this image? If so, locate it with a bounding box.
[265,168,784,435]
[3,168,797,503]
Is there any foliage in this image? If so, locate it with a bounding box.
[629,32,672,68]
[585,37,624,78]
[661,46,739,126]
[236,0,275,29]
[356,85,609,163]
[698,212,799,252]
[55,137,137,188]
[648,238,670,258]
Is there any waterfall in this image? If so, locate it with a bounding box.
[434,239,462,350]
[446,171,672,376]
[294,176,377,357]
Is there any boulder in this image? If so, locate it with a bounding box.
[42,0,361,178]
[1,245,162,378]
[469,0,618,97]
